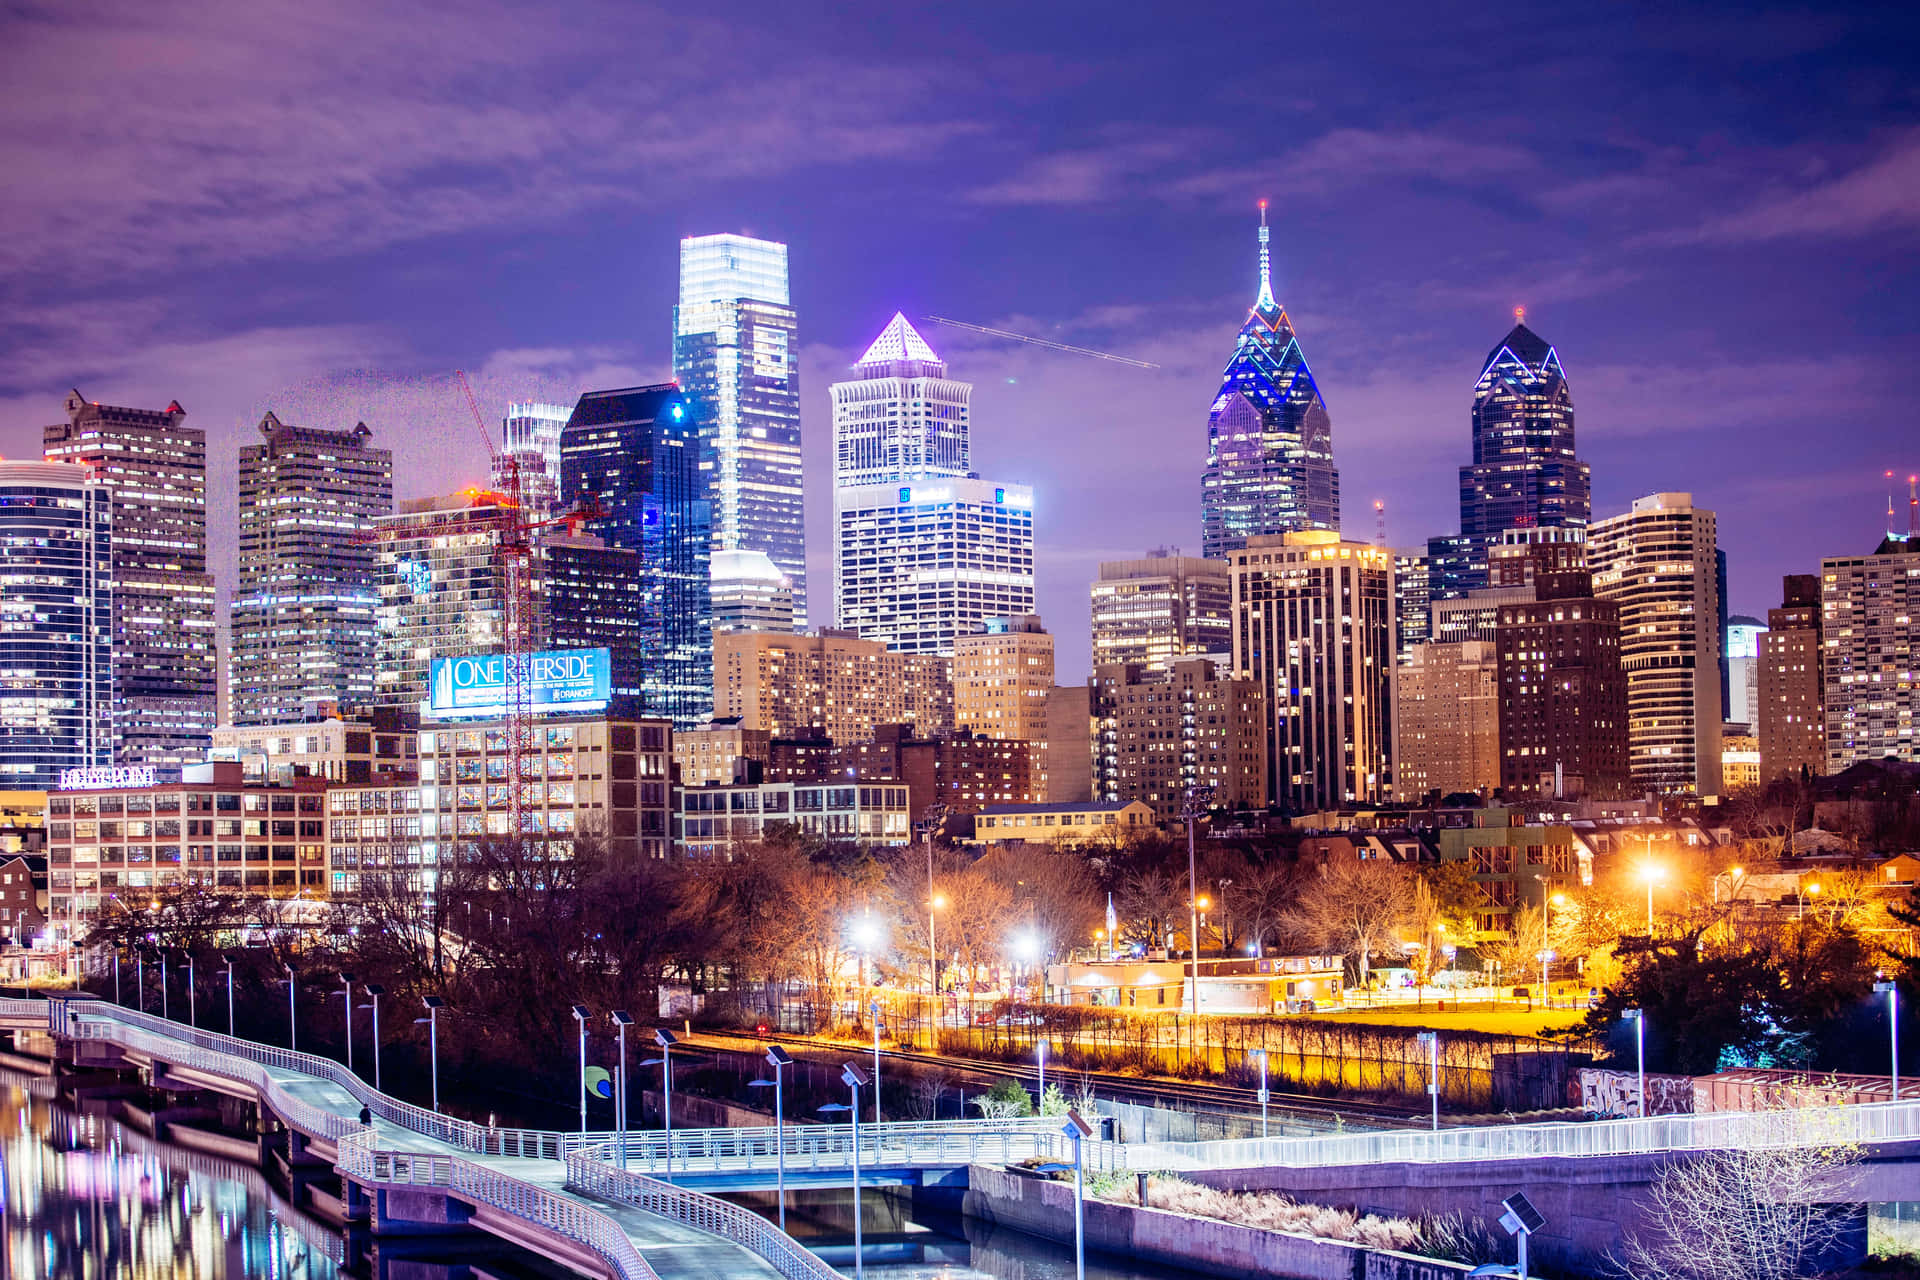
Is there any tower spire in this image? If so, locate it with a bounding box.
[1255,200,1276,311]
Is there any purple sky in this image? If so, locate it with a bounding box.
[3,0,1917,681]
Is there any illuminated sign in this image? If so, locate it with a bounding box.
[59,766,156,791]
[428,648,612,718]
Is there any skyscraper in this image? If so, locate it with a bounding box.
[1493,568,1629,800]
[954,615,1054,743]
[557,384,711,727]
[1200,206,1339,558]
[1229,531,1394,811]
[832,314,1035,654]
[1724,614,1767,727]
[370,493,511,708]
[44,391,216,767]
[675,234,805,625]
[228,415,393,726]
[1089,551,1233,675]
[1456,311,1590,584]
[1759,574,1824,781]
[1093,658,1267,820]
[709,548,795,634]
[496,401,571,522]
[1394,641,1499,801]
[0,461,112,787]
[1589,493,1722,796]
[1820,534,1918,770]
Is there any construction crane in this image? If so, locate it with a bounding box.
[920,316,1159,369]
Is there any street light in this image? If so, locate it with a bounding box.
[136,947,145,1014]
[1036,1109,1095,1280]
[415,996,445,1112]
[919,802,949,1038]
[1416,1031,1439,1131]
[279,964,296,1052]
[360,984,385,1092]
[336,972,356,1075]
[1639,863,1664,934]
[652,1028,678,1180]
[1037,1038,1048,1110]
[183,953,195,1028]
[1622,1008,1646,1116]
[1253,1048,1269,1138]
[610,1010,633,1169]
[748,1045,794,1231]
[1712,866,1746,904]
[1536,949,1555,1010]
[819,1062,871,1280]
[1874,977,1900,1101]
[868,997,883,1126]
[1182,784,1215,1059]
[570,1004,591,1135]
[223,953,237,1037]
[159,949,169,1022]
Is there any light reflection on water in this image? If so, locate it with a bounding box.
[0,1078,340,1280]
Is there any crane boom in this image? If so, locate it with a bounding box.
[920,316,1159,369]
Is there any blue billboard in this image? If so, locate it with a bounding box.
[428,648,613,718]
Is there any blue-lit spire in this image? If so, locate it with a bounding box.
[1255,200,1277,312]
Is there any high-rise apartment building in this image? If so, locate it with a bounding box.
[709,548,795,634]
[496,401,571,522]
[1724,615,1767,727]
[228,415,393,726]
[1093,658,1266,821]
[1759,574,1824,781]
[1201,207,1339,557]
[558,384,711,728]
[713,629,953,743]
[954,615,1053,742]
[0,462,113,787]
[1041,685,1095,804]
[44,391,216,767]
[1393,547,1432,664]
[832,314,1034,654]
[370,493,510,708]
[1089,551,1233,675]
[674,234,805,625]
[1229,531,1394,810]
[1456,312,1589,587]
[1394,641,1499,801]
[1589,493,1722,796]
[1493,569,1629,799]
[1820,535,1918,770]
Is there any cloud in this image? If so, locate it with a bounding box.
[1648,130,1920,245]
[968,135,1198,205]
[1175,129,1539,201]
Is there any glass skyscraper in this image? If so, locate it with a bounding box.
[496,401,570,522]
[557,384,711,727]
[673,234,805,626]
[1200,206,1340,558]
[0,462,112,787]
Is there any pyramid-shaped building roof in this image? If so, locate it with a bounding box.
[858,312,942,369]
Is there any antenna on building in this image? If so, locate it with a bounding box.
[1909,473,1917,539]
[1255,200,1276,312]
[1515,305,1526,326]
[1374,499,1387,548]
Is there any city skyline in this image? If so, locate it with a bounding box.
[1,1,1917,685]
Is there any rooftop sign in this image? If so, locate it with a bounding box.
[428,649,612,719]
[59,766,156,791]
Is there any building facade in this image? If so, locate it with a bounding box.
[675,234,806,625]
[1042,685,1095,805]
[1200,208,1340,558]
[558,385,711,728]
[712,629,953,743]
[371,493,510,708]
[970,800,1156,845]
[1760,574,1825,781]
[672,719,772,788]
[1589,493,1723,796]
[1090,551,1233,675]
[212,709,418,785]
[1493,570,1630,800]
[1230,532,1395,811]
[497,401,571,522]
[1821,537,1918,770]
[44,392,216,768]
[543,532,647,700]
[1394,641,1500,802]
[708,548,795,634]
[0,462,114,788]
[228,415,393,726]
[954,615,1054,743]
[1725,614,1767,728]
[676,780,910,859]
[325,781,426,898]
[1456,315,1590,588]
[1093,659,1267,820]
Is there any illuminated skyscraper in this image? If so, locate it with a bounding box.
[1089,551,1233,675]
[1200,206,1339,558]
[1820,533,1918,771]
[370,493,511,708]
[674,234,805,625]
[496,401,570,522]
[44,391,216,767]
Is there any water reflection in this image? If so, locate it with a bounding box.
[0,1076,339,1280]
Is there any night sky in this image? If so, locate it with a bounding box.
[3,0,1917,680]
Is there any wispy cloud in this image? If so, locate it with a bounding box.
[1645,130,1920,246]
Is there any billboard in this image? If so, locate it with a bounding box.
[428,649,612,718]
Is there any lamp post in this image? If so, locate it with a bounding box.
[611,1010,633,1169]
[653,1028,679,1181]
[159,950,169,1022]
[1712,866,1746,904]
[1623,1008,1646,1116]
[919,802,948,1040]
[1640,862,1663,934]
[1537,949,1555,1010]
[1254,1048,1269,1138]
[183,953,195,1028]
[1875,977,1900,1101]
[1036,1109,1095,1280]
[416,996,445,1112]
[136,949,145,1013]
[1182,784,1214,1060]
[1037,1039,1048,1111]
[113,950,120,1005]
[869,998,883,1126]
[1416,1031,1439,1130]
[224,954,236,1037]
[337,972,356,1075]
[361,984,385,1092]
[570,1004,590,1134]
[748,1045,794,1230]
[281,964,296,1052]
[819,1062,871,1280]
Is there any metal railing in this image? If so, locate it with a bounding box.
[569,1141,842,1280]
[594,1115,1125,1177]
[1130,1098,1920,1172]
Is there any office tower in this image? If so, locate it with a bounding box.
[1229,531,1394,810]
[832,314,1034,654]
[676,234,805,625]
[1394,641,1499,801]
[1201,206,1339,558]
[1041,685,1095,804]
[228,415,392,726]
[1089,550,1233,675]
[1424,532,1484,608]
[44,391,215,767]
[1456,311,1590,588]
[1724,615,1767,727]
[496,401,570,522]
[1589,493,1722,796]
[1820,534,1918,770]
[1716,548,1731,721]
[1393,547,1432,665]
[954,615,1054,742]
[371,493,511,708]
[544,531,647,699]
[713,629,954,742]
[558,384,711,728]
[1092,658,1267,821]
[1493,569,1630,799]
[709,548,795,634]
[0,462,113,787]
[1760,574,1824,780]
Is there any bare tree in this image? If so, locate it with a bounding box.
[1283,857,1413,987]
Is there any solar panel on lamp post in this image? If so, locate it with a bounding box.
[610,1010,634,1168]
[1035,1108,1095,1280]
[748,1045,794,1231]
[360,985,385,1092]
[570,1005,591,1135]
[414,996,445,1113]
[819,1062,871,1280]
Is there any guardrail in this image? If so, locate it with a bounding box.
[596,1115,1125,1176]
[569,1141,842,1280]
[1133,1097,1920,1172]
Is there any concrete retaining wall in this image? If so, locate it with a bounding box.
[964,1163,1469,1280]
